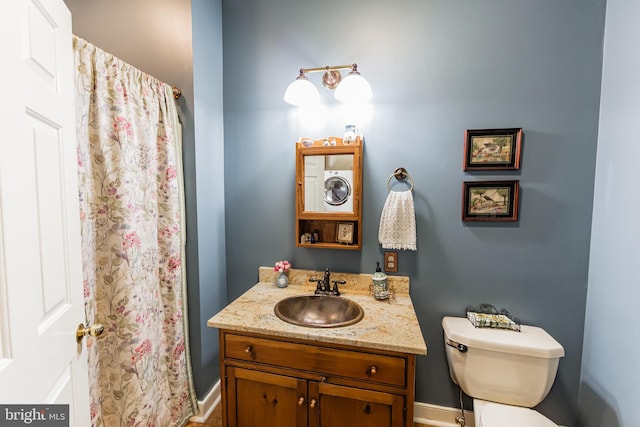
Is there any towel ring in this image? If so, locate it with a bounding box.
[386,167,414,192]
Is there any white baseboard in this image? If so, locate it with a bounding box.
[188,379,221,423]
[414,401,474,427]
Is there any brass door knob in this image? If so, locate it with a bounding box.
[244,346,252,353]
[298,397,305,406]
[369,365,377,375]
[309,399,317,409]
[76,323,104,344]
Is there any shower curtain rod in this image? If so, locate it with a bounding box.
[172,86,181,99]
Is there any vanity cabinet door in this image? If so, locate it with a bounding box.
[226,367,307,427]
[310,382,405,427]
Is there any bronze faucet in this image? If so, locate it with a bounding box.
[310,268,345,296]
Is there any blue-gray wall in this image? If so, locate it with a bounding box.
[222,1,606,425]
[191,0,226,397]
[64,0,227,399]
[578,0,640,426]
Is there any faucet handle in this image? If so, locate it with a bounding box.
[331,280,345,296]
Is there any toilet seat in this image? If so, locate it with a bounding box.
[480,402,557,427]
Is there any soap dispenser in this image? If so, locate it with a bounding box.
[372,262,389,300]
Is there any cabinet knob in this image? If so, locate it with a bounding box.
[369,365,377,375]
[298,397,305,406]
[244,345,252,354]
[309,399,317,409]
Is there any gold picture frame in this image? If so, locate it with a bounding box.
[336,222,354,244]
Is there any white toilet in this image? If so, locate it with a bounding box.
[442,316,565,427]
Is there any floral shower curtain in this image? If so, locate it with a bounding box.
[73,36,197,426]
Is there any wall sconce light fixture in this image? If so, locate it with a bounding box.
[284,63,372,106]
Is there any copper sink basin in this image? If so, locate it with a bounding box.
[274,295,364,328]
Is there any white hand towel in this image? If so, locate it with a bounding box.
[378,190,417,251]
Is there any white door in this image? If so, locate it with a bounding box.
[0,0,90,425]
[304,155,325,212]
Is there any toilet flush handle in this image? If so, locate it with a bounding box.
[446,339,468,353]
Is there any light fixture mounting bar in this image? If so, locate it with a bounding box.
[300,64,356,74]
[284,63,370,105]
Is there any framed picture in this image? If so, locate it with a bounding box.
[462,180,520,222]
[336,222,354,244]
[464,128,523,170]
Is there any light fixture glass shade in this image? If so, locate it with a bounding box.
[284,75,320,106]
[334,72,373,103]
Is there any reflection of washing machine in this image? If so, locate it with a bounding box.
[324,170,353,212]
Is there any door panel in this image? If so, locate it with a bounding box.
[227,367,307,427]
[0,0,89,425]
[311,382,405,427]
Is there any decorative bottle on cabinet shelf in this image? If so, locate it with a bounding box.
[343,125,358,144]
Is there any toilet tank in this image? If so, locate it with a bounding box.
[442,316,564,407]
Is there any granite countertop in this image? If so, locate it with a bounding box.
[207,267,427,355]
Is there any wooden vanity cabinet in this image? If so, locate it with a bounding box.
[219,330,415,427]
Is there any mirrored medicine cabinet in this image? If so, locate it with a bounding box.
[295,136,363,250]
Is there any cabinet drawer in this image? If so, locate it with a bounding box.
[224,333,406,387]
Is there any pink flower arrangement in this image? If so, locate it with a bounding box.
[274,260,291,273]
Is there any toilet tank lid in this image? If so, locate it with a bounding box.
[442,316,565,358]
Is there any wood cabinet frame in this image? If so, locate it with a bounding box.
[295,137,363,250]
